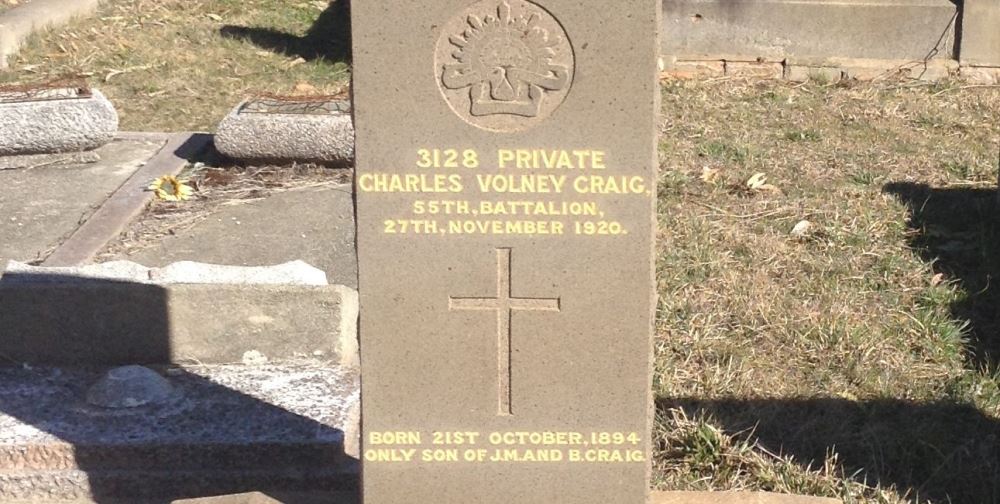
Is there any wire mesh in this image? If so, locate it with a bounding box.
[0,76,92,104]
[240,92,351,115]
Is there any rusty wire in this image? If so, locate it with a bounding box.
[0,76,92,104]
[240,92,351,115]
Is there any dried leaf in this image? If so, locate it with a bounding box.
[746,172,780,193]
[791,220,813,237]
[292,81,318,95]
[700,166,720,184]
[746,172,768,189]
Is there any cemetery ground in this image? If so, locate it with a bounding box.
[2,1,1000,503]
[0,0,351,131]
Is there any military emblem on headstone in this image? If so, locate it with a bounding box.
[436,0,574,132]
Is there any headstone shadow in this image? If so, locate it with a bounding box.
[219,1,351,64]
[0,276,358,503]
[659,396,1000,503]
[882,182,1000,371]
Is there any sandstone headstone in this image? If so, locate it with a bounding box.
[353,1,660,502]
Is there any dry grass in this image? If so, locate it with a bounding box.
[5,1,1000,500]
[0,0,350,131]
[654,77,1000,503]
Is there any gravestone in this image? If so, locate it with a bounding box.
[353,1,660,502]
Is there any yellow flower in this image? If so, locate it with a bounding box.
[148,175,194,202]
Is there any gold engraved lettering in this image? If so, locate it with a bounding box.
[446,220,564,235]
[497,149,606,170]
[475,174,567,193]
[572,175,646,195]
[358,173,463,193]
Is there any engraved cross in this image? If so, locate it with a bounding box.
[449,248,560,416]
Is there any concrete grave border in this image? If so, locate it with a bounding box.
[42,132,211,267]
[0,0,102,69]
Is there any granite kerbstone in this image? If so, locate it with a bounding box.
[214,99,354,166]
[2,260,329,286]
[0,362,359,501]
[0,89,118,155]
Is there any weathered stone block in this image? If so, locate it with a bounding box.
[0,88,117,155]
[960,0,1000,67]
[214,98,354,166]
[0,363,359,501]
[0,283,359,367]
[663,0,958,61]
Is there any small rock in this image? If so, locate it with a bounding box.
[86,366,175,409]
[242,350,269,366]
[791,220,813,238]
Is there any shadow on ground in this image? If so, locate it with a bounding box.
[660,397,1000,503]
[220,1,351,64]
[883,182,1000,370]
[0,275,358,503]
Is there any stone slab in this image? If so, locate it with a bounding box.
[0,283,359,367]
[0,362,359,501]
[960,0,1000,67]
[652,491,841,504]
[0,0,101,68]
[44,132,212,267]
[662,0,958,62]
[171,492,355,504]
[116,184,359,288]
[4,259,329,286]
[0,137,164,267]
[0,88,118,155]
[215,99,354,166]
[0,150,102,171]
[353,1,659,503]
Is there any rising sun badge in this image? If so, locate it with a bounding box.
[436,0,574,132]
